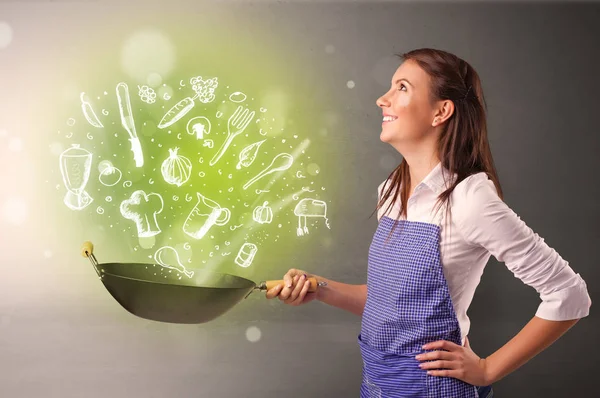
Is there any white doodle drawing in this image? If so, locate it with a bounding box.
[183,192,231,240]
[235,242,257,268]
[98,162,122,187]
[80,93,104,128]
[190,76,218,103]
[157,76,218,129]
[229,91,247,103]
[161,147,192,187]
[186,116,211,139]
[154,246,194,278]
[120,190,164,238]
[252,201,273,224]
[209,105,255,166]
[296,170,306,179]
[293,198,330,236]
[138,85,156,104]
[116,82,144,167]
[59,144,94,211]
[236,139,265,169]
[243,153,293,190]
[203,139,214,149]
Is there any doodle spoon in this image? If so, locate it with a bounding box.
[243,153,294,190]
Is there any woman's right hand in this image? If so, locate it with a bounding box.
[265,268,318,306]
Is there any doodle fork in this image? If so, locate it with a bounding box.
[209,105,255,166]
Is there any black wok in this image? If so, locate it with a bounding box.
[81,241,325,324]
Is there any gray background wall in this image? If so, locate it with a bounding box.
[1,1,598,397]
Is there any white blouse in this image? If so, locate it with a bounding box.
[376,162,591,345]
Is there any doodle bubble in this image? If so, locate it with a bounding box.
[324,111,339,126]
[0,22,13,49]
[121,29,175,83]
[99,165,122,187]
[347,80,356,89]
[146,72,162,88]
[138,236,156,250]
[245,326,261,343]
[2,197,28,226]
[49,142,64,156]
[66,118,76,126]
[158,85,173,101]
[8,138,22,152]
[98,160,113,174]
[307,163,320,176]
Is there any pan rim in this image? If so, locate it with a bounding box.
[97,262,257,289]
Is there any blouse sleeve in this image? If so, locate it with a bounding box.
[452,173,591,321]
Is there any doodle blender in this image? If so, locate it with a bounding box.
[58,72,333,287]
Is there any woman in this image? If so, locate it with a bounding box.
[266,48,591,397]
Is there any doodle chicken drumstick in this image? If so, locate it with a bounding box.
[116,82,144,167]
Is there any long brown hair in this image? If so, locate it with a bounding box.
[375,48,503,225]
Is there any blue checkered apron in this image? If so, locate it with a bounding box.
[358,208,479,398]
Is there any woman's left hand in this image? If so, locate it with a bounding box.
[416,336,493,386]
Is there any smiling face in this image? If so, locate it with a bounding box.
[376,60,439,147]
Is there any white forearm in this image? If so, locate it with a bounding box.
[315,276,367,316]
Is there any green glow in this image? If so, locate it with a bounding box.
[51,18,342,281]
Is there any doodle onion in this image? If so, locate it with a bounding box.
[161,147,192,187]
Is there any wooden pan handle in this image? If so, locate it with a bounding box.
[264,277,319,292]
[81,241,94,257]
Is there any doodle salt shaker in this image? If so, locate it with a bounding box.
[235,242,258,268]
